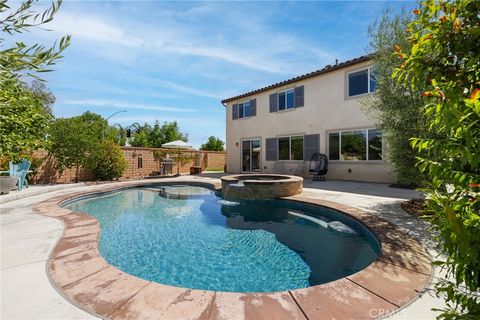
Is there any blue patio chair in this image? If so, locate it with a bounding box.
[9,159,31,190]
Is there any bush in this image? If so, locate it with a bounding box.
[88,140,128,181]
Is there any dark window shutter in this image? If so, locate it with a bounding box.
[295,85,304,108]
[266,138,278,161]
[269,93,278,113]
[304,134,320,161]
[232,104,239,120]
[250,99,256,116]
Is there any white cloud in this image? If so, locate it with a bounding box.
[61,99,195,113]
[49,12,141,47]
[152,79,222,99]
[47,9,335,75]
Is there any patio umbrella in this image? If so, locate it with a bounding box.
[161,140,194,175]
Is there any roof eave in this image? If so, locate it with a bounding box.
[221,55,372,104]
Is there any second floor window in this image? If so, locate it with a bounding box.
[239,101,250,118]
[278,89,295,111]
[269,85,304,113]
[348,67,376,97]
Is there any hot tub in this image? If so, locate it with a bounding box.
[221,174,303,200]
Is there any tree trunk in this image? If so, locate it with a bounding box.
[75,164,79,183]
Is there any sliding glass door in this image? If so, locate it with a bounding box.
[241,139,261,172]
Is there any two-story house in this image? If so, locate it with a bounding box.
[221,55,395,183]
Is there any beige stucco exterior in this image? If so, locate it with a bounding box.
[224,60,396,183]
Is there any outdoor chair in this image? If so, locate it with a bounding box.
[309,152,328,181]
[9,159,31,190]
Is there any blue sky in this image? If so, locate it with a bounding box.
[19,0,414,148]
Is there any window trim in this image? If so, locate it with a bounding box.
[277,134,304,162]
[327,128,383,162]
[346,66,376,99]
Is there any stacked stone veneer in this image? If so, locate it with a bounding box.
[29,147,226,184]
[221,174,303,200]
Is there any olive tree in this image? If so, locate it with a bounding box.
[362,10,428,186]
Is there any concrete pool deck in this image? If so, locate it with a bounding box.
[1,176,447,319]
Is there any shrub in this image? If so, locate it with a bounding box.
[88,140,128,181]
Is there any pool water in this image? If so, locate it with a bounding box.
[65,185,379,292]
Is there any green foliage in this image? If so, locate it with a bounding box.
[176,152,194,166]
[200,136,225,151]
[48,112,130,182]
[0,0,70,81]
[363,9,428,186]
[28,80,56,115]
[130,129,150,147]
[0,0,68,167]
[129,121,188,147]
[153,150,168,161]
[47,115,99,182]
[394,0,480,318]
[111,124,127,146]
[87,140,128,181]
[0,78,52,165]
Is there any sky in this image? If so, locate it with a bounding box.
[13,0,415,148]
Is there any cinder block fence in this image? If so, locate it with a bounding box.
[29,147,226,184]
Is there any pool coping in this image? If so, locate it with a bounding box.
[32,179,433,320]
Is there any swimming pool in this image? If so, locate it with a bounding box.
[64,185,380,292]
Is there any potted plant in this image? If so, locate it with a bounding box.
[0,175,18,194]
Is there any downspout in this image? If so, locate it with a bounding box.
[222,101,228,173]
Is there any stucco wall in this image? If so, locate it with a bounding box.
[225,60,396,183]
[30,148,226,184]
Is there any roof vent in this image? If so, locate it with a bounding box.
[335,59,338,65]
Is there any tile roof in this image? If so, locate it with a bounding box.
[221,55,372,104]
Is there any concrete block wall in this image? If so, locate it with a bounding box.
[29,147,226,184]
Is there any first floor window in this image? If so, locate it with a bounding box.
[278,137,290,160]
[278,135,304,160]
[328,132,340,160]
[341,130,366,160]
[368,129,382,160]
[328,129,382,161]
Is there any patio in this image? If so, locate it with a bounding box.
[0,175,446,319]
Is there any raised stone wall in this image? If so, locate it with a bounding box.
[221,174,303,200]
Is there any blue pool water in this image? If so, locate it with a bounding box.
[64,185,379,292]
